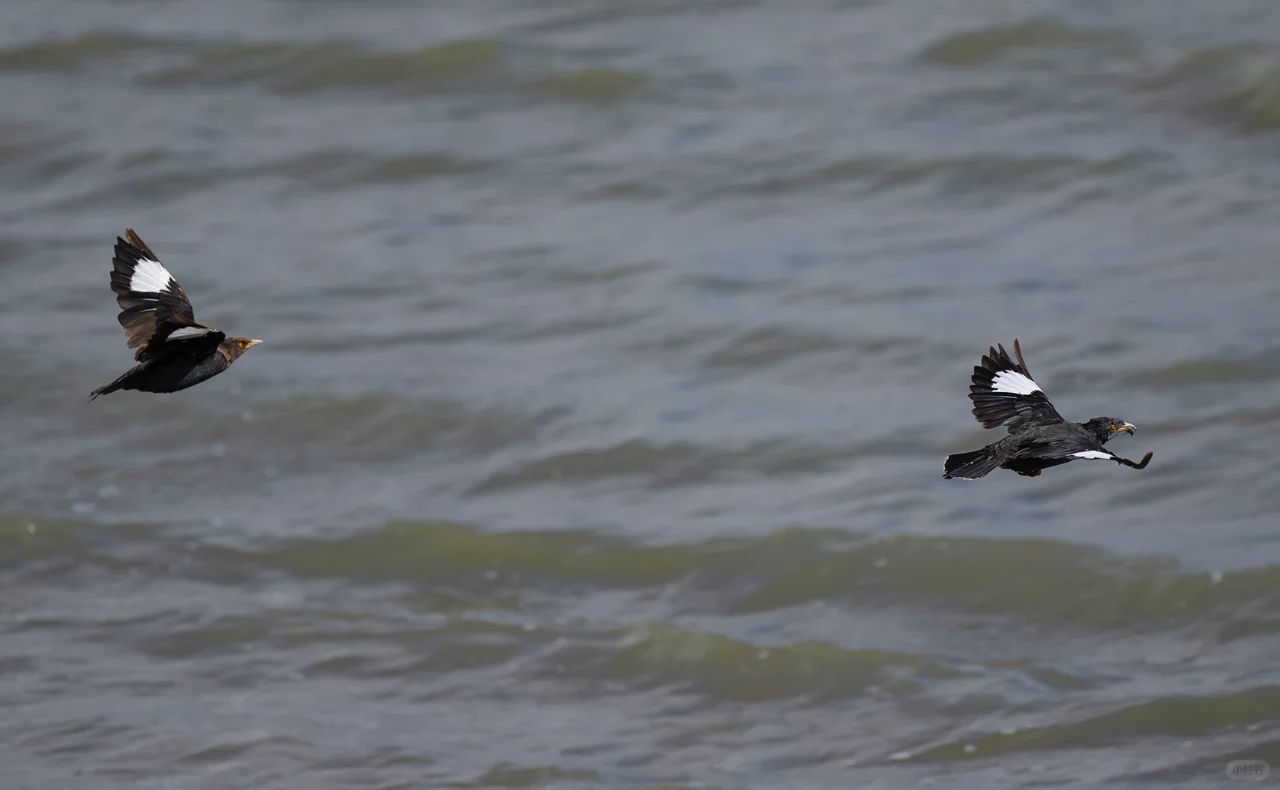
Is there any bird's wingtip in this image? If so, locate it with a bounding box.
[121,228,155,257]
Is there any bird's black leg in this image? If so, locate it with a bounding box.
[1114,451,1153,470]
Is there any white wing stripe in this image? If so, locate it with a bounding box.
[166,326,212,342]
[129,257,175,294]
[1071,450,1113,460]
[992,370,1040,396]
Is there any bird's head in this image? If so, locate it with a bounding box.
[221,337,263,362]
[1085,416,1135,443]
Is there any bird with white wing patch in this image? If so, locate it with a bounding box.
[89,229,262,399]
[943,339,1152,480]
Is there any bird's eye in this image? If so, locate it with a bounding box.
[239,341,247,348]
[1110,423,1117,430]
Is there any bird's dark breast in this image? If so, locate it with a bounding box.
[121,353,229,394]
[1000,457,1072,475]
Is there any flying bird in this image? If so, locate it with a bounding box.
[943,339,1151,480]
[89,229,261,400]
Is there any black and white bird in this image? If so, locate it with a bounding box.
[90,229,261,399]
[943,339,1152,480]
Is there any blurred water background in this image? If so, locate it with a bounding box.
[3,1,1280,788]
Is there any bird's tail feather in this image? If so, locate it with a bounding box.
[943,446,1003,480]
[89,373,128,401]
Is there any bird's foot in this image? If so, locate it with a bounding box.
[1117,451,1153,470]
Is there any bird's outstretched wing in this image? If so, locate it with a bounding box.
[1008,434,1153,470]
[110,230,224,362]
[968,338,1065,431]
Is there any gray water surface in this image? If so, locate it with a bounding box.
[2,2,1280,788]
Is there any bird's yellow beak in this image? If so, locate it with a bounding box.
[1120,422,1135,435]
[247,339,263,347]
